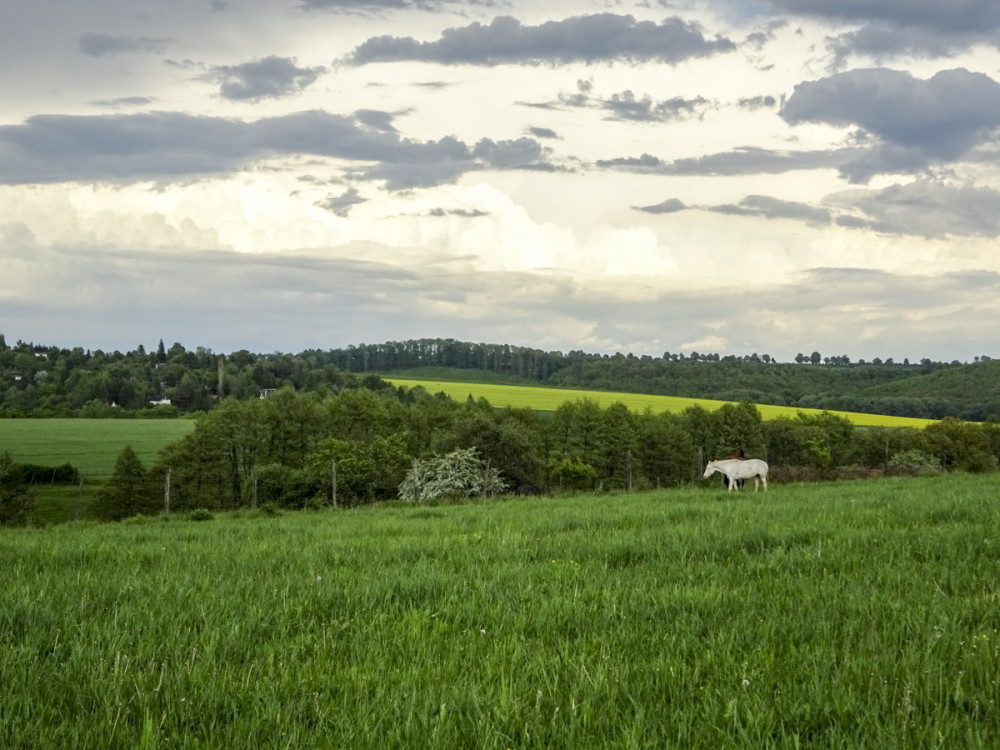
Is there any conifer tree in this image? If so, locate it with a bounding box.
[0,452,32,526]
[94,446,152,520]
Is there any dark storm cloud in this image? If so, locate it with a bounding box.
[781,68,1000,182]
[206,56,326,101]
[707,195,832,225]
[348,14,736,66]
[0,110,551,188]
[78,33,171,57]
[633,198,685,214]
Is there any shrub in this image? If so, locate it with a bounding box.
[888,449,941,477]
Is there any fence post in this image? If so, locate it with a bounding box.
[251,464,258,509]
[75,476,84,521]
[163,468,171,515]
[331,459,338,509]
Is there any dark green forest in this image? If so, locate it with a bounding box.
[3,334,1000,420]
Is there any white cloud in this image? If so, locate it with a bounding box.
[1,0,1000,362]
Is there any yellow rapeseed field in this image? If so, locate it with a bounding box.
[385,378,936,428]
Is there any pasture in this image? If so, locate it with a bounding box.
[0,418,195,479]
[2,475,997,748]
[384,378,936,428]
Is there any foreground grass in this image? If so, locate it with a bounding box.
[383,378,936,428]
[2,476,998,748]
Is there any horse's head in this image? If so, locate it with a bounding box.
[702,461,718,479]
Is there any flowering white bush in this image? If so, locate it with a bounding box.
[397,447,508,502]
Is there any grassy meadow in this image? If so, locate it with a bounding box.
[2,475,998,748]
[0,418,195,479]
[384,378,936,428]
[0,419,197,524]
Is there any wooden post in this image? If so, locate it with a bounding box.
[331,459,338,509]
[163,468,171,515]
[75,476,84,521]
[251,464,258,509]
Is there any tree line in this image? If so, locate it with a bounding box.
[3,334,999,421]
[4,384,991,524]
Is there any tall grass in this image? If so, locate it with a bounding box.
[1,475,998,748]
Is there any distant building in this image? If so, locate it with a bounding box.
[259,388,277,399]
[149,397,172,406]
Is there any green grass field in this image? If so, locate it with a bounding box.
[1,475,997,748]
[385,378,936,428]
[0,418,195,479]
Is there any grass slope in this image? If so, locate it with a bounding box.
[386,378,936,428]
[0,418,195,478]
[1,475,997,748]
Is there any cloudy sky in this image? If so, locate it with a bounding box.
[4,0,1000,362]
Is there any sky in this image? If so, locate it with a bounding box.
[4,1,1000,363]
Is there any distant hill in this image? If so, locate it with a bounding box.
[321,340,997,421]
[2,334,997,421]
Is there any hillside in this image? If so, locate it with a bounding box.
[2,335,997,420]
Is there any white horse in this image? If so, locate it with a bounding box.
[703,458,768,492]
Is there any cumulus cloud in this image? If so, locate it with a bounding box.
[633,198,686,214]
[781,67,1000,181]
[828,179,1000,238]
[528,126,558,139]
[427,207,489,217]
[348,14,736,66]
[636,179,1000,238]
[90,96,157,108]
[317,187,367,216]
[553,80,711,122]
[354,109,399,132]
[756,0,1000,58]
[707,195,832,226]
[0,110,552,188]
[763,0,1000,32]
[78,33,171,57]
[597,146,854,176]
[206,56,326,101]
[737,95,778,110]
